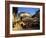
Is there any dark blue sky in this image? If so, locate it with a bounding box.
[18,7,40,15]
